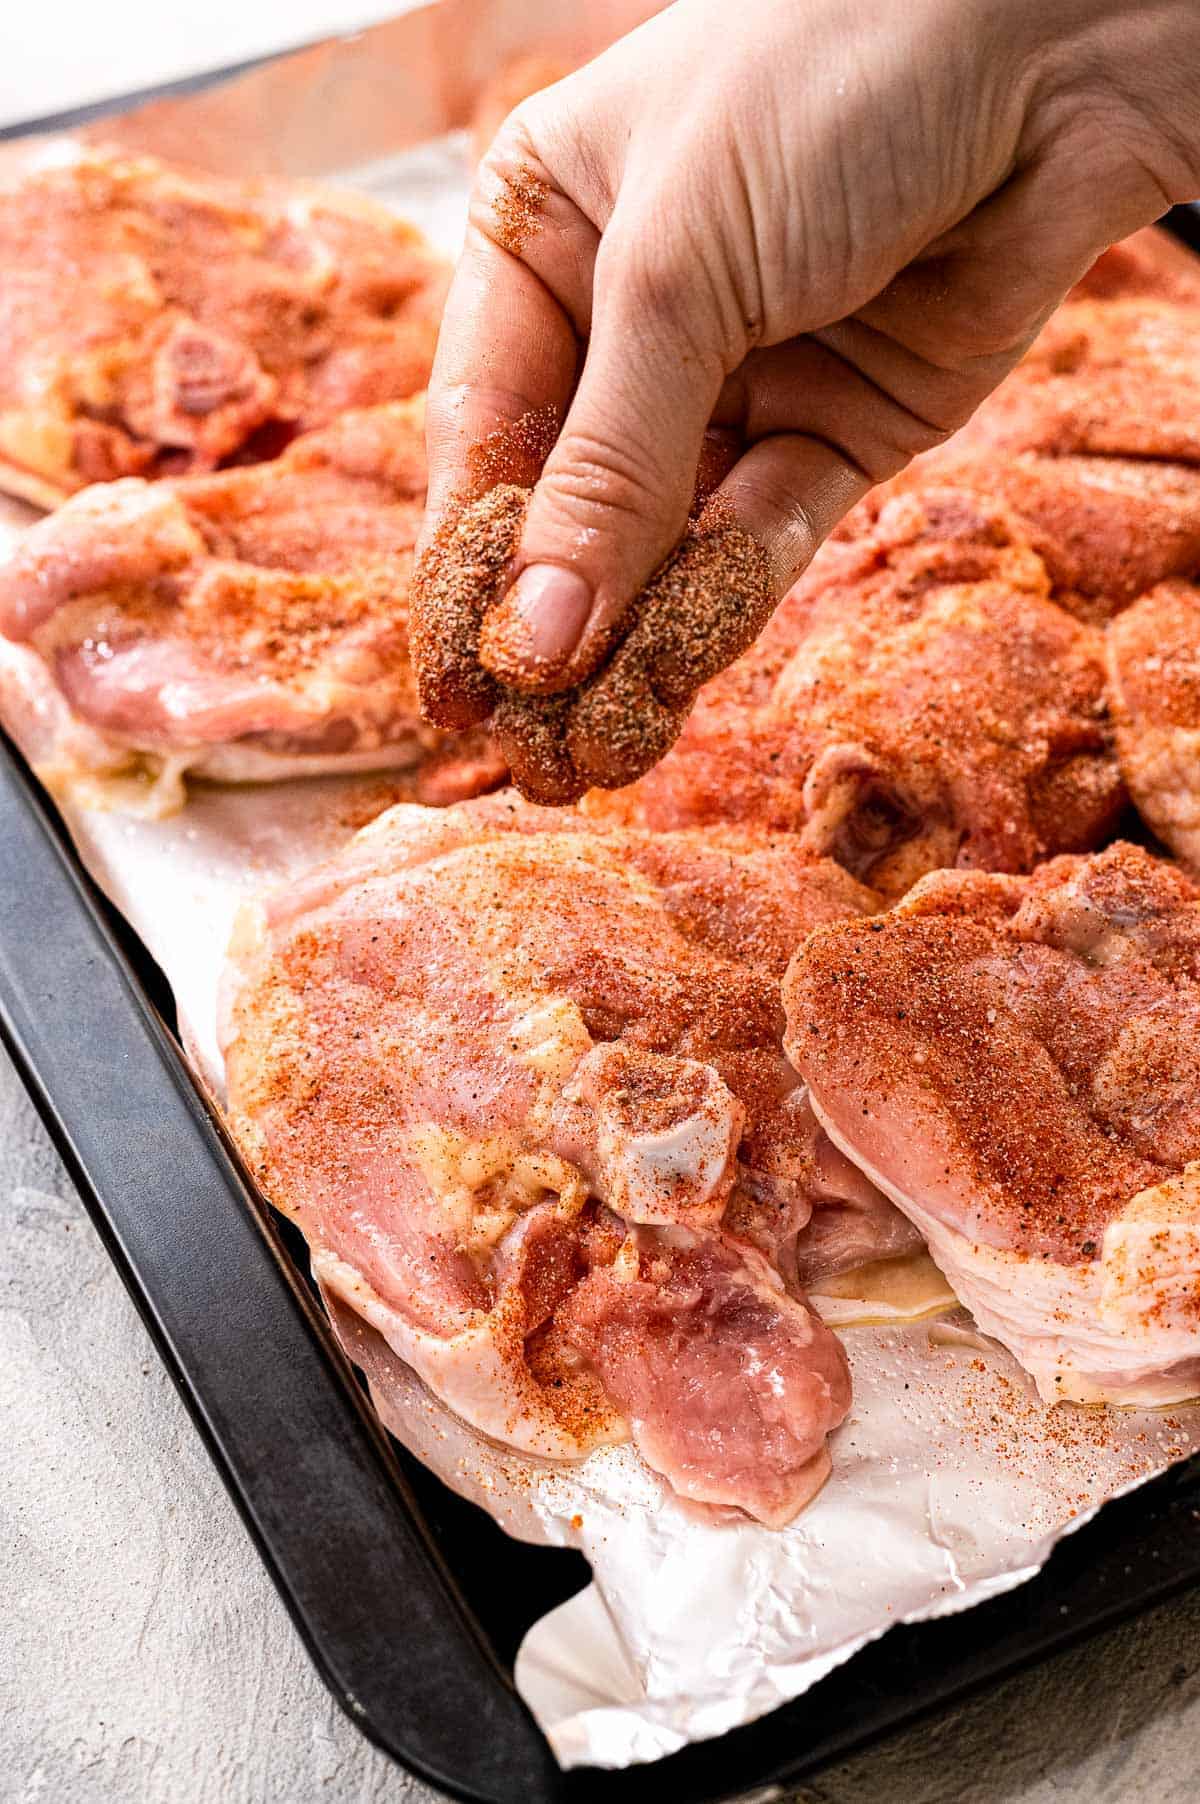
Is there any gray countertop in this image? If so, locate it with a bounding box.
[5,1039,1199,1804]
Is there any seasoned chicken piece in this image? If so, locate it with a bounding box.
[784,844,1200,1406]
[943,298,1200,468]
[848,239,1200,624]
[594,487,1123,897]
[1069,228,1200,306]
[1108,581,1200,871]
[0,401,505,810]
[0,145,446,506]
[847,245,1200,623]
[221,795,881,1523]
[857,453,1200,624]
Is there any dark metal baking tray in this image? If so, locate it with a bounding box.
[2,58,1199,1792]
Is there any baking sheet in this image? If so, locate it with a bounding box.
[2,5,1199,1772]
[4,699,1192,1774]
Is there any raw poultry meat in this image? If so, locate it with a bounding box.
[220,794,896,1523]
[784,843,1200,1405]
[842,229,1200,626]
[0,145,446,507]
[857,452,1200,625]
[917,228,1200,475]
[1068,226,1200,307]
[804,230,1200,882]
[943,298,1200,468]
[0,401,505,810]
[592,484,1123,898]
[1107,581,1200,871]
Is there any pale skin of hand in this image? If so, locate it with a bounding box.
[419,0,1200,782]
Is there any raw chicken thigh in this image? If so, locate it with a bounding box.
[917,229,1200,476]
[0,401,505,808]
[594,485,1123,897]
[221,795,886,1522]
[1107,581,1200,871]
[0,146,446,506]
[1068,226,1200,307]
[945,298,1200,467]
[833,226,1200,882]
[785,843,1200,1405]
[862,452,1200,625]
[866,258,1200,625]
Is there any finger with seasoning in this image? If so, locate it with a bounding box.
[414,0,1200,798]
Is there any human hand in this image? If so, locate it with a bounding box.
[414,0,1200,798]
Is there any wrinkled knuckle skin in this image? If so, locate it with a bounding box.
[480,103,551,190]
[922,286,1043,371]
[536,430,664,533]
[620,249,694,326]
[742,464,824,561]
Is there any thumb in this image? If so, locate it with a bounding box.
[477,253,724,693]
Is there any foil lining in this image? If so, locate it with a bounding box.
[1,4,1198,1770]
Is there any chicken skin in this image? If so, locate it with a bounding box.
[594,486,1123,898]
[785,844,1200,1406]
[0,401,505,808]
[1108,581,1200,872]
[946,298,1200,469]
[848,231,1200,626]
[220,795,890,1523]
[859,453,1200,626]
[1069,227,1200,307]
[0,146,446,507]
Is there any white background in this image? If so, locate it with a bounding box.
[0,0,402,130]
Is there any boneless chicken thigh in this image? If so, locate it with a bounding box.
[0,146,446,506]
[220,795,886,1522]
[594,486,1123,897]
[0,401,505,807]
[785,844,1200,1405]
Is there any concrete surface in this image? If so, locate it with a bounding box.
[4,1038,1199,1804]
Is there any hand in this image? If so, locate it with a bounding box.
[416,0,1200,792]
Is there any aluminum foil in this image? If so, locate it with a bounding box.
[1,4,1198,1771]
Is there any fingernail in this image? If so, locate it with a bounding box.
[508,563,595,660]
[479,563,594,685]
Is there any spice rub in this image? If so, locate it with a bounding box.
[413,483,773,803]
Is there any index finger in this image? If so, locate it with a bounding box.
[420,228,574,535]
[414,160,599,728]
[420,137,606,541]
